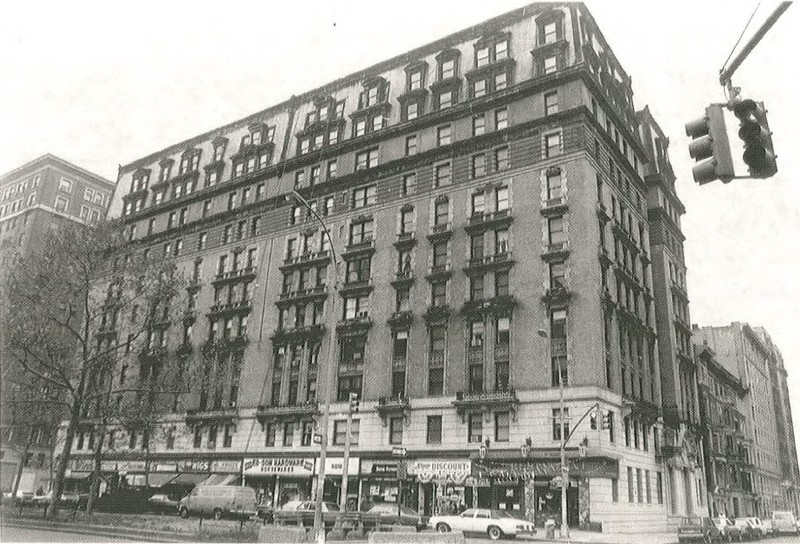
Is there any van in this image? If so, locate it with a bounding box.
[178,485,257,520]
[771,510,799,535]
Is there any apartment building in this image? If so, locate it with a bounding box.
[0,154,115,495]
[694,343,753,517]
[58,3,706,531]
[693,323,799,516]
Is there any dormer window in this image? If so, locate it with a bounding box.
[158,160,173,183]
[543,21,559,44]
[441,59,456,80]
[475,36,509,67]
[179,149,200,175]
[409,70,423,91]
[357,77,389,110]
[213,140,227,162]
[131,170,150,193]
[366,86,379,108]
[535,10,565,46]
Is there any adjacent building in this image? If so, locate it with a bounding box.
[693,323,799,516]
[694,343,753,517]
[56,3,710,531]
[0,154,115,495]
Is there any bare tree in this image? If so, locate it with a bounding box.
[2,219,185,518]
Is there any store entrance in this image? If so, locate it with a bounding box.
[533,479,578,527]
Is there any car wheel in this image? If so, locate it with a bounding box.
[487,525,503,541]
[212,508,223,520]
[179,507,189,519]
[436,523,451,533]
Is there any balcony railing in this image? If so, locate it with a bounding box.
[542,285,572,305]
[452,388,519,421]
[376,395,411,424]
[387,310,413,328]
[271,324,325,342]
[213,266,257,285]
[337,314,373,332]
[426,222,453,242]
[465,209,513,232]
[339,278,373,295]
[281,250,331,269]
[342,238,375,258]
[540,197,568,217]
[255,401,319,422]
[541,241,570,261]
[461,295,516,316]
[394,231,416,248]
[208,299,253,316]
[278,285,328,304]
[464,252,513,274]
[494,343,509,362]
[429,351,445,367]
[424,304,451,322]
[426,264,452,281]
[467,345,483,365]
[185,407,238,425]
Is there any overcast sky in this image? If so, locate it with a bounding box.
[2,0,799,446]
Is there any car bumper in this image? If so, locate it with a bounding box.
[677,534,707,542]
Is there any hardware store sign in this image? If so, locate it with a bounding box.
[243,457,315,476]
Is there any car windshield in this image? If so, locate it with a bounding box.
[399,506,417,515]
[774,512,791,520]
[681,517,702,526]
[325,503,340,512]
[492,510,518,519]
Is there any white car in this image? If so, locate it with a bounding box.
[771,511,799,535]
[429,508,535,541]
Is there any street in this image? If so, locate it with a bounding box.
[0,525,136,542]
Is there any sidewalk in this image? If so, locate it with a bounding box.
[524,529,677,544]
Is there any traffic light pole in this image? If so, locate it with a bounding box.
[338,407,354,515]
[719,1,792,86]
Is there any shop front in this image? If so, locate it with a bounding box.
[243,457,315,507]
[472,454,619,528]
[317,457,360,509]
[407,458,471,516]
[359,459,417,512]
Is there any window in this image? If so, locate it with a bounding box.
[349,219,373,245]
[544,56,558,74]
[544,91,559,115]
[552,407,570,441]
[400,207,414,234]
[434,163,451,187]
[471,154,486,178]
[494,229,508,254]
[468,117,486,142]
[656,471,664,504]
[405,102,419,121]
[441,58,456,79]
[437,125,452,146]
[548,216,565,245]
[495,108,508,130]
[495,186,509,211]
[546,168,562,200]
[355,148,378,170]
[352,185,377,209]
[549,261,565,289]
[193,427,202,448]
[402,173,416,196]
[472,79,487,98]
[223,425,233,448]
[494,71,508,91]
[431,281,447,307]
[55,196,68,212]
[494,147,509,171]
[389,417,404,444]
[468,414,483,443]
[542,21,559,44]
[469,276,485,303]
[438,90,453,110]
[408,69,423,91]
[405,135,417,156]
[264,423,276,447]
[544,132,562,157]
[59,177,73,193]
[636,468,643,503]
[332,419,360,446]
[611,478,619,502]
[495,412,510,442]
[327,160,337,180]
[495,270,509,297]
[645,469,652,503]
[476,46,490,68]
[283,422,295,447]
[427,416,442,444]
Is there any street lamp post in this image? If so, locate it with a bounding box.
[291,191,338,544]
[539,328,568,540]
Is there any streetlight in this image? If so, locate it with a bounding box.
[538,327,568,540]
[291,191,338,544]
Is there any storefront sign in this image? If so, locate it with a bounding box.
[211,460,241,473]
[178,460,211,472]
[101,461,118,471]
[154,463,179,472]
[243,457,315,476]
[408,459,471,484]
[117,460,147,474]
[315,457,359,476]
[361,460,398,478]
[472,457,619,480]
[69,459,94,472]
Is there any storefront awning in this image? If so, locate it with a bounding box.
[147,473,179,487]
[199,474,240,486]
[65,471,91,480]
[170,473,209,486]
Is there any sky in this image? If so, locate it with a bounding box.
[1,1,799,444]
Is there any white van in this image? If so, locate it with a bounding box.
[178,485,257,520]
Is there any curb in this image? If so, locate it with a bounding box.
[2,518,195,542]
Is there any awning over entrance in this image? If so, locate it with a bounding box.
[472,456,620,480]
[199,474,239,486]
[147,473,178,487]
[64,471,91,480]
[170,473,209,486]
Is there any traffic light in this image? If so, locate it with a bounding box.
[732,99,777,178]
[348,392,360,413]
[601,410,611,430]
[685,104,734,184]
[589,410,598,430]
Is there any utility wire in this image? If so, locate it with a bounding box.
[722,1,761,73]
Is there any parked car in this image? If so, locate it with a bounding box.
[714,517,742,542]
[147,493,180,515]
[733,518,760,540]
[677,516,723,543]
[30,491,88,509]
[365,503,428,531]
[758,517,773,536]
[770,511,799,535]
[429,508,535,541]
[178,485,257,520]
[743,517,769,537]
[275,501,340,529]
[280,500,339,512]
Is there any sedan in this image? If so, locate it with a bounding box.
[429,508,535,541]
[147,494,180,515]
[677,516,722,543]
[733,518,760,540]
[365,503,428,531]
[714,517,742,542]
